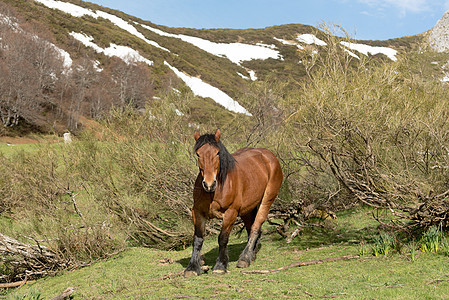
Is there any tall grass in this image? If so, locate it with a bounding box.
[420,226,441,253]
[372,233,395,256]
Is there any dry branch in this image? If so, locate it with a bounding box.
[307,139,449,229]
[241,255,360,275]
[426,278,449,285]
[148,271,184,281]
[0,276,27,289]
[0,233,69,283]
[50,287,75,300]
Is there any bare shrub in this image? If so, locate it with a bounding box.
[283,25,449,228]
[0,11,65,130]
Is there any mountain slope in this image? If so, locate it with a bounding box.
[0,0,434,133]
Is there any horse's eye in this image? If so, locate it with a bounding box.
[196,153,200,157]
[217,152,220,156]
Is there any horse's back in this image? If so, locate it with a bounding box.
[232,147,283,185]
[233,147,280,168]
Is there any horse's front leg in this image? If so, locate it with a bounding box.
[213,208,238,274]
[184,209,206,277]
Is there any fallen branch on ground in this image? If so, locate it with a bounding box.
[241,255,360,274]
[0,233,70,283]
[148,271,184,281]
[0,276,27,289]
[427,278,449,285]
[50,287,75,300]
[149,265,211,281]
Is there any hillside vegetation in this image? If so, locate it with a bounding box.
[0,0,437,134]
[2,0,449,296]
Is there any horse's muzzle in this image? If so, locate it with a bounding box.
[202,179,217,193]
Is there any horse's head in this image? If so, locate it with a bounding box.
[194,129,221,193]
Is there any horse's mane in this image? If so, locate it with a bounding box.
[194,133,236,185]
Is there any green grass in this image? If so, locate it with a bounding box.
[0,143,42,158]
[6,207,449,299]
[0,135,63,157]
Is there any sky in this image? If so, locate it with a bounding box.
[85,0,449,41]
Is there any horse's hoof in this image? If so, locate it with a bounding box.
[184,270,199,278]
[212,269,228,275]
[236,260,250,268]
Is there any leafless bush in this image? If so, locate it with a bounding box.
[283,26,449,229]
[0,4,156,133]
[0,10,65,130]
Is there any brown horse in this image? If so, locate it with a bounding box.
[184,129,283,276]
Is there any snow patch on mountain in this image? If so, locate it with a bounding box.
[51,45,72,68]
[34,0,169,52]
[273,37,296,46]
[164,62,251,116]
[237,72,250,80]
[141,24,281,65]
[35,0,97,17]
[297,34,327,46]
[340,41,397,61]
[69,32,153,66]
[344,48,360,60]
[248,70,257,81]
[273,37,304,49]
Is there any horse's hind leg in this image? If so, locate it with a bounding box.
[237,189,279,268]
[241,207,258,236]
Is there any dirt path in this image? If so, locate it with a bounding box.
[0,136,60,144]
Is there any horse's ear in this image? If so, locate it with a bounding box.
[214,129,221,142]
[194,130,200,141]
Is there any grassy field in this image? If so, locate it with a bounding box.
[5,207,449,299]
[0,142,42,157]
[0,135,62,157]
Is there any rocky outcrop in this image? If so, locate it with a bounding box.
[429,10,449,52]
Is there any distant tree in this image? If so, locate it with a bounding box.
[0,3,156,132]
[108,57,154,110]
[90,69,114,120]
[0,11,64,129]
[67,56,98,130]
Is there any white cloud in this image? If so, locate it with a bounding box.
[355,0,449,21]
[358,0,433,14]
